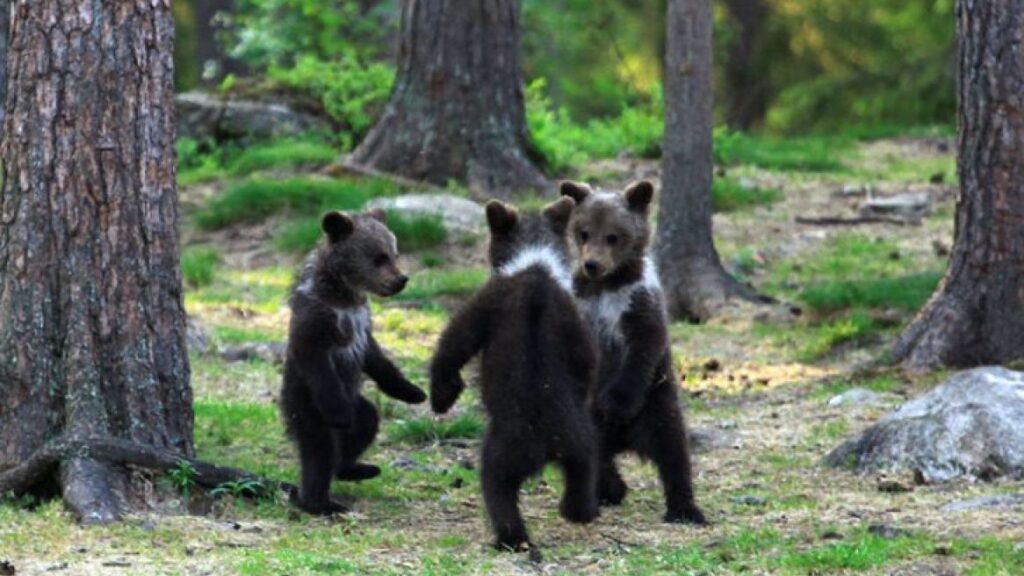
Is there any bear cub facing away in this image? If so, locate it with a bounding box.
[282,209,427,516]
[561,180,706,525]
[430,198,600,551]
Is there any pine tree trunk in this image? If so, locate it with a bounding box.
[653,0,765,321]
[0,0,8,135]
[194,0,245,83]
[892,0,1024,372]
[349,0,549,198]
[723,0,769,130]
[0,0,192,523]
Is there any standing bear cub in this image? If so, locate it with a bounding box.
[282,209,427,515]
[430,198,600,551]
[560,180,706,525]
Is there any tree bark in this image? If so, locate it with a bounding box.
[0,0,8,136]
[892,0,1024,372]
[653,0,766,321]
[349,0,549,198]
[194,0,245,83]
[0,0,192,523]
[723,0,769,130]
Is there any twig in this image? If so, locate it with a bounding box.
[795,215,916,226]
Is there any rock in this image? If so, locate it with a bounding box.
[860,192,932,218]
[837,183,870,197]
[688,426,738,453]
[186,317,213,355]
[877,478,912,493]
[219,342,287,365]
[176,91,332,144]
[731,495,766,507]
[365,194,485,235]
[827,387,889,408]
[868,523,908,539]
[826,367,1024,482]
[940,494,1024,513]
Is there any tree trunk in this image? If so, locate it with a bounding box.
[653,0,765,321]
[0,0,192,523]
[349,0,549,198]
[194,0,245,83]
[892,0,1024,372]
[723,0,769,130]
[0,0,8,135]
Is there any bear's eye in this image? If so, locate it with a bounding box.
[579,230,590,243]
[374,254,390,267]
[606,234,619,246]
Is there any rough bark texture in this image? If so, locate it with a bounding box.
[0,0,192,523]
[892,0,1024,372]
[723,0,769,130]
[653,0,764,321]
[0,0,8,134]
[194,0,245,83]
[349,0,549,198]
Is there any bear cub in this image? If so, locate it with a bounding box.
[430,198,600,551]
[281,209,427,515]
[561,180,706,525]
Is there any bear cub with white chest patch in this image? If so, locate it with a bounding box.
[561,180,706,525]
[430,198,600,551]
[281,209,427,516]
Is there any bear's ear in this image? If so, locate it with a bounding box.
[624,180,655,214]
[559,180,592,204]
[322,210,355,243]
[542,196,575,235]
[485,200,519,235]
[366,208,388,224]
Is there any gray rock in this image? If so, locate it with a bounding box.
[826,367,1024,482]
[940,494,1024,513]
[688,426,739,453]
[365,194,485,235]
[219,342,287,365]
[176,91,332,144]
[827,387,888,408]
[860,192,932,218]
[186,317,213,355]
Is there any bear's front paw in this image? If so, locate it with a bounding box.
[665,505,708,526]
[430,378,465,414]
[393,380,427,404]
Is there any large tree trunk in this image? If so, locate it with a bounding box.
[653,0,764,321]
[892,0,1024,372]
[349,0,549,198]
[0,0,8,135]
[0,0,192,523]
[194,0,245,83]
[723,0,769,130]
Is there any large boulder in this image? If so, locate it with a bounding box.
[176,91,332,144]
[365,194,486,235]
[826,367,1024,482]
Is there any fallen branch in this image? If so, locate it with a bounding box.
[795,215,915,226]
[326,157,441,190]
[0,435,296,499]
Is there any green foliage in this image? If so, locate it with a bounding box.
[166,460,198,500]
[213,325,278,344]
[181,247,220,289]
[799,310,880,361]
[211,478,272,500]
[712,179,783,212]
[193,177,396,230]
[227,138,338,175]
[387,413,485,445]
[801,272,942,313]
[385,212,448,252]
[393,268,489,301]
[713,129,850,172]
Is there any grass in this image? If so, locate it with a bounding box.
[227,139,338,176]
[193,176,397,230]
[394,267,489,301]
[387,413,485,445]
[275,211,448,255]
[181,246,220,288]
[713,129,852,172]
[801,272,942,313]
[712,178,783,212]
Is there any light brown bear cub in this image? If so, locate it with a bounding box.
[281,209,427,516]
[560,180,706,525]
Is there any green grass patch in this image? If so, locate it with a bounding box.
[714,129,851,172]
[387,412,485,445]
[195,400,290,479]
[185,267,293,315]
[395,268,488,301]
[194,177,397,230]
[801,272,941,313]
[212,325,279,344]
[798,310,881,360]
[181,246,220,288]
[227,139,338,176]
[274,211,448,255]
[712,179,783,212]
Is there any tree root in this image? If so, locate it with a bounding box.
[0,435,296,508]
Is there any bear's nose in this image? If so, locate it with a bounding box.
[583,260,602,276]
[395,275,409,290]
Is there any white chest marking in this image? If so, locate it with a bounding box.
[497,245,574,294]
[335,305,371,363]
[578,257,662,343]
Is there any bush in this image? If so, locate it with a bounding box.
[713,129,850,172]
[227,138,338,176]
[181,247,220,288]
[712,179,783,212]
[801,273,942,313]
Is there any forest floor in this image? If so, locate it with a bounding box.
[5,133,1024,575]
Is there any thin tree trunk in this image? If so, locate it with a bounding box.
[892,0,1024,372]
[653,0,766,321]
[194,0,245,83]
[0,0,192,523]
[350,0,549,198]
[723,0,769,130]
[0,0,8,135]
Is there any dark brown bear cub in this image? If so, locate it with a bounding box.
[430,198,600,551]
[560,180,706,525]
[282,209,427,516]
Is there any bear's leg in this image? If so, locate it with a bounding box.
[335,395,381,481]
[481,430,540,551]
[294,416,347,515]
[634,388,706,525]
[595,421,628,505]
[557,420,599,524]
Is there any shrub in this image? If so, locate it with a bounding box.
[712,179,783,212]
[227,138,338,176]
[181,247,220,288]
